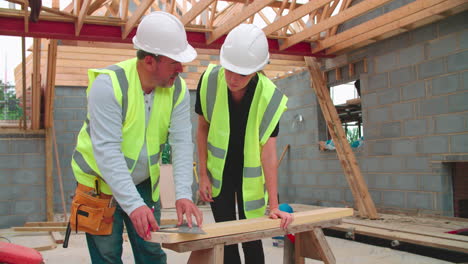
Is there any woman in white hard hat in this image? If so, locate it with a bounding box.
[70,11,202,264]
[195,24,293,264]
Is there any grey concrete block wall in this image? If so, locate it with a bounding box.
[0,133,47,228]
[52,86,88,213]
[277,10,468,216]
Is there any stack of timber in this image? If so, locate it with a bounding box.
[291,204,468,255]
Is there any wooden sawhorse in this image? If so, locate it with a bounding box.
[152,208,352,264]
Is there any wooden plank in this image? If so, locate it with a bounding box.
[121,0,153,39]
[305,57,378,219]
[332,223,468,253]
[181,0,216,25]
[13,226,68,232]
[343,218,468,243]
[280,0,394,50]
[31,38,41,130]
[164,219,342,253]
[50,231,64,244]
[24,221,68,227]
[152,208,352,244]
[326,0,467,54]
[207,0,275,44]
[263,0,334,36]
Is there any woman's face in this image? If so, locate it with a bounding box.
[224,69,256,92]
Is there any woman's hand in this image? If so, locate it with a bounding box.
[269,207,294,230]
[198,175,214,202]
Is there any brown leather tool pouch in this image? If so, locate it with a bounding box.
[69,183,116,235]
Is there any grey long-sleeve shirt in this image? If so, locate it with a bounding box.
[88,74,193,216]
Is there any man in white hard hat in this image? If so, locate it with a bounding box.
[195,24,293,264]
[70,11,202,263]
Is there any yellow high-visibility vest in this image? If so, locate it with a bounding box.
[200,64,288,218]
[71,58,186,202]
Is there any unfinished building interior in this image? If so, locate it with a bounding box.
[0,0,467,263]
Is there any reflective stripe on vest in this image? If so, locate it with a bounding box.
[206,65,221,122]
[259,89,284,142]
[106,65,129,123]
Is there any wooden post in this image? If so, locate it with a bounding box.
[20,36,27,129]
[45,127,54,221]
[305,56,378,219]
[44,40,58,129]
[44,40,58,221]
[188,244,224,264]
[31,38,41,130]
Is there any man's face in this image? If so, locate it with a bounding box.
[224,69,255,92]
[151,55,183,88]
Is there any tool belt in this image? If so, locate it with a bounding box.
[69,180,116,235]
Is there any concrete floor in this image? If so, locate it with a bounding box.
[2,206,453,264]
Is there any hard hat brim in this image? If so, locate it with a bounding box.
[133,37,198,63]
[166,44,197,63]
[220,52,269,75]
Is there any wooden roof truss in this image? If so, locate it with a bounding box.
[1,0,465,56]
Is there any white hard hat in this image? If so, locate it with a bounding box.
[133,11,197,63]
[220,24,269,75]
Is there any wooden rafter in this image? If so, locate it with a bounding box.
[42,5,77,18]
[120,0,129,20]
[122,0,153,39]
[52,0,59,9]
[207,0,275,44]
[169,0,176,14]
[212,2,241,27]
[181,0,216,25]
[275,0,288,20]
[87,0,110,15]
[73,0,82,16]
[325,0,467,54]
[207,0,217,28]
[329,0,352,36]
[280,0,395,50]
[263,0,334,36]
[106,0,120,17]
[76,0,91,36]
[224,0,304,9]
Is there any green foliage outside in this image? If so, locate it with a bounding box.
[346,127,360,143]
[161,143,172,164]
[0,81,22,120]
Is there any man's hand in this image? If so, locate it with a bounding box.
[269,207,294,230]
[175,198,203,228]
[129,205,158,240]
[198,175,213,202]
